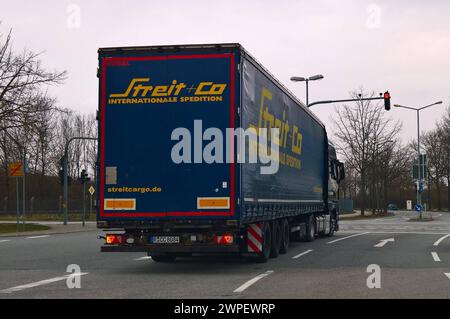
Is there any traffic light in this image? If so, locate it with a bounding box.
[79,169,90,184]
[383,91,391,110]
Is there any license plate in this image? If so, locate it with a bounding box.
[150,236,180,244]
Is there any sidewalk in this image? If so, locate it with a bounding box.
[0,221,97,237]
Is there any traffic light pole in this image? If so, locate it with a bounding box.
[417,109,421,218]
[307,96,387,108]
[63,137,97,226]
[82,181,86,227]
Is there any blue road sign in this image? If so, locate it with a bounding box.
[415,204,422,212]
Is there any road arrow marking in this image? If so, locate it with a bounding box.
[445,273,450,280]
[374,238,395,248]
[433,234,450,246]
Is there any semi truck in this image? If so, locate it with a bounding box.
[97,43,345,262]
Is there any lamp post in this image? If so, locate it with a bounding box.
[393,101,443,217]
[290,74,324,107]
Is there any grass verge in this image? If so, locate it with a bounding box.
[0,213,96,222]
[0,223,51,234]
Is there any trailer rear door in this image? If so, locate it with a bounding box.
[98,51,237,220]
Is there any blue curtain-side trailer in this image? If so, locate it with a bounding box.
[97,44,345,262]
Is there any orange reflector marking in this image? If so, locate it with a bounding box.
[197,197,230,209]
[104,199,136,210]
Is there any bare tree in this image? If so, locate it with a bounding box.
[0,27,66,132]
[332,90,401,215]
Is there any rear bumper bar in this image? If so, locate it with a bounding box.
[101,244,240,253]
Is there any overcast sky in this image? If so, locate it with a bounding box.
[2,0,449,145]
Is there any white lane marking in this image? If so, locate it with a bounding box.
[233,270,274,293]
[134,256,152,261]
[26,235,50,239]
[327,232,370,244]
[292,249,313,259]
[0,273,88,294]
[0,239,11,243]
[374,238,395,248]
[339,231,449,235]
[431,252,441,262]
[433,234,450,246]
[445,273,450,280]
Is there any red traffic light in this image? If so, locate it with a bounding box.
[383,91,391,110]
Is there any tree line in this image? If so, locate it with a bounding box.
[0,27,96,213]
[333,90,450,215]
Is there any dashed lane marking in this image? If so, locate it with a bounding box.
[292,249,313,259]
[134,256,152,261]
[26,235,50,239]
[431,252,441,262]
[233,270,274,293]
[327,232,370,244]
[0,273,88,294]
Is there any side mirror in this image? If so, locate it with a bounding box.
[338,163,345,182]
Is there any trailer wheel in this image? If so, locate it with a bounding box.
[255,222,272,263]
[279,219,290,254]
[270,220,282,258]
[151,254,177,262]
[304,215,316,242]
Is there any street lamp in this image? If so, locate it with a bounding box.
[290,74,324,107]
[393,101,443,217]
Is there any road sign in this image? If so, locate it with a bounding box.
[8,162,23,177]
[415,204,422,212]
[88,186,95,195]
[412,164,427,179]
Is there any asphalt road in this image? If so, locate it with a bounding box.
[0,211,449,299]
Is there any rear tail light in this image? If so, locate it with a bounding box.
[213,233,234,245]
[105,234,125,245]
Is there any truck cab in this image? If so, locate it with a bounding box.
[327,142,345,228]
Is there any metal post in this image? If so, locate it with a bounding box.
[305,79,309,107]
[82,182,86,227]
[63,137,97,226]
[63,153,68,226]
[89,192,93,218]
[417,110,422,219]
[22,150,26,231]
[16,178,19,232]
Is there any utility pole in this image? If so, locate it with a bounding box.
[290,74,324,107]
[22,148,26,231]
[394,101,443,219]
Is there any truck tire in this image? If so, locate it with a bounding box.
[326,209,337,237]
[151,254,177,262]
[304,215,316,242]
[279,218,290,254]
[255,222,272,263]
[327,217,335,237]
[270,220,282,258]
